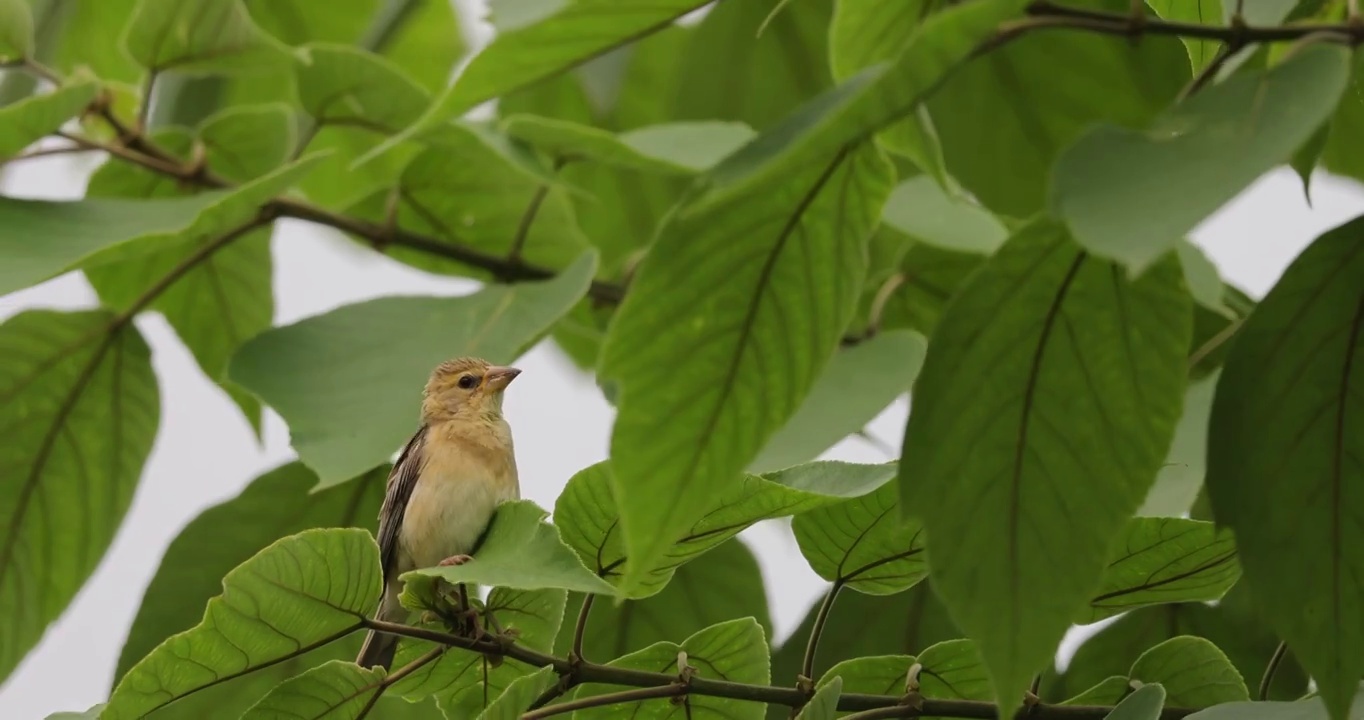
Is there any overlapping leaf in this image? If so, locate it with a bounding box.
[229,251,597,486]
[1139,370,1219,517]
[1082,518,1240,623]
[0,74,97,159]
[1106,684,1168,720]
[1207,215,1364,720]
[899,220,1191,713]
[0,310,158,685]
[793,480,927,595]
[798,676,843,720]
[502,115,756,175]
[124,0,292,75]
[0,0,33,60]
[1130,637,1248,708]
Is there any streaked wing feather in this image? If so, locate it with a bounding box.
[377,426,427,579]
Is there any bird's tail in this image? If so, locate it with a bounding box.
[356,583,405,670]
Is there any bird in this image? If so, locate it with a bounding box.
[355,356,522,670]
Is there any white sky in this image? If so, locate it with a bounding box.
[5,6,1364,717]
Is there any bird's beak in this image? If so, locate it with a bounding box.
[483,366,522,391]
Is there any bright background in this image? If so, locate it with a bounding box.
[4,3,1364,717]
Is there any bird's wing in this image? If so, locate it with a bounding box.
[376,426,428,580]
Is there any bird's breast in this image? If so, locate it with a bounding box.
[398,437,518,571]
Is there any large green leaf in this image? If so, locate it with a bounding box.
[1130,637,1248,708]
[1053,44,1351,273]
[881,177,1008,256]
[1206,215,1364,720]
[0,74,97,159]
[239,661,388,720]
[0,310,159,685]
[555,539,772,663]
[600,143,892,594]
[401,500,613,595]
[916,639,993,705]
[0,0,33,60]
[749,330,925,474]
[554,460,894,598]
[792,480,927,596]
[1082,517,1240,623]
[112,462,385,693]
[798,677,843,720]
[104,528,379,719]
[927,0,1188,219]
[899,221,1191,714]
[229,251,597,486]
[124,0,292,75]
[573,618,770,719]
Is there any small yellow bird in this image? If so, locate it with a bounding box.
[356,357,522,670]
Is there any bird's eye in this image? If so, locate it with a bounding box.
[457,374,478,390]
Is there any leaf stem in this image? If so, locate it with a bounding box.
[508,182,553,265]
[801,581,843,681]
[521,684,688,719]
[1258,641,1288,701]
[572,594,595,662]
[355,647,443,720]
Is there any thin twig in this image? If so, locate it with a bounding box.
[1180,42,1238,100]
[2,145,94,163]
[801,582,843,681]
[1188,316,1244,370]
[1258,641,1288,701]
[572,594,595,662]
[521,684,688,719]
[355,647,443,719]
[508,182,553,265]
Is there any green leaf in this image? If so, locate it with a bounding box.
[899,220,1192,715]
[819,655,915,696]
[0,0,33,60]
[1130,637,1248,708]
[875,240,986,338]
[1206,215,1364,720]
[0,74,97,160]
[574,618,770,719]
[504,115,756,174]
[43,705,105,720]
[793,480,926,595]
[485,587,569,653]
[113,462,384,684]
[229,251,597,485]
[916,639,993,704]
[402,500,614,595]
[124,0,292,75]
[479,665,559,720]
[881,177,1008,255]
[196,104,295,182]
[1063,676,1131,706]
[0,310,159,685]
[1082,518,1240,623]
[104,528,380,719]
[1053,44,1350,273]
[798,676,842,720]
[600,143,893,594]
[294,42,430,134]
[698,0,1027,206]
[556,539,772,664]
[1105,684,1167,720]
[240,660,387,720]
[1183,687,1364,719]
[929,0,1188,219]
[749,330,925,473]
[1138,370,1219,517]
[1146,0,1221,73]
[365,0,712,163]
[554,460,894,597]
[1176,242,1231,318]
[827,0,950,187]
[1321,52,1364,185]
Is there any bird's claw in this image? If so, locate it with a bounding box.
[438,554,473,567]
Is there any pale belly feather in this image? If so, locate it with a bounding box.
[397,457,517,571]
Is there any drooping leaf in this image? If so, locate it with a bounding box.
[899,220,1191,714]
[1082,518,1240,623]
[0,310,159,685]
[554,460,894,597]
[1105,684,1168,720]
[1062,676,1131,706]
[402,500,614,595]
[818,655,915,697]
[1206,215,1364,720]
[749,330,925,474]
[104,528,381,719]
[1138,368,1219,517]
[240,661,388,720]
[502,115,756,174]
[881,177,1008,256]
[478,665,558,720]
[916,639,993,705]
[0,0,33,60]
[196,104,295,182]
[1130,637,1248,708]
[1053,44,1351,273]
[1147,0,1221,73]
[0,74,97,159]
[600,143,893,594]
[1184,686,1364,719]
[792,481,926,596]
[798,676,843,720]
[229,251,597,486]
[293,42,430,134]
[124,0,292,75]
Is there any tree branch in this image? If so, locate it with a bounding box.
[1020,1,1361,44]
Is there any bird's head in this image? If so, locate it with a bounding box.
[421,356,521,423]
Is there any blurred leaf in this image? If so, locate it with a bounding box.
[1206,215,1364,720]
[555,539,772,662]
[1321,51,1364,184]
[1105,684,1167,720]
[600,143,893,595]
[881,177,1008,255]
[0,73,97,159]
[875,240,985,338]
[197,104,295,182]
[113,462,384,682]
[294,42,429,134]
[1083,518,1240,623]
[554,460,893,597]
[124,0,293,75]
[0,0,33,60]
[793,481,926,596]
[479,665,558,720]
[403,501,613,594]
[1131,637,1248,707]
[929,0,1188,219]
[750,330,924,473]
[1063,676,1131,705]
[230,251,597,485]
[104,528,380,719]
[503,114,755,174]
[1184,688,1364,719]
[39,0,140,85]
[899,221,1191,714]
[573,618,770,718]
[798,676,842,720]
[1053,44,1350,273]
[1147,0,1222,73]
[0,310,159,685]
[1138,371,1219,517]
[1177,241,1230,316]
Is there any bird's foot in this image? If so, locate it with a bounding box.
[438,554,473,567]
